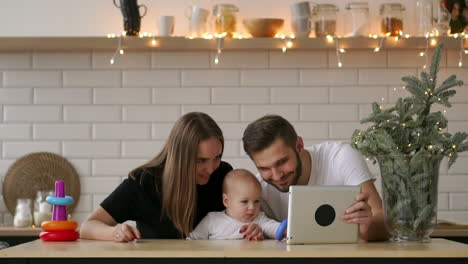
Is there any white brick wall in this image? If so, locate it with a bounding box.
[0,48,467,225]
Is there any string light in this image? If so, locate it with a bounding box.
[458,37,464,68]
[109,35,123,65]
[421,33,430,69]
[374,36,385,52]
[151,37,157,46]
[281,38,294,53]
[334,36,343,67]
[214,37,224,65]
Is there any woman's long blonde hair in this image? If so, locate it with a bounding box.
[130,112,224,236]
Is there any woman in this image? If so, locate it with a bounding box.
[80,112,233,241]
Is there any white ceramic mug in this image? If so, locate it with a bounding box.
[291,16,312,38]
[290,1,313,18]
[186,5,209,37]
[158,16,175,36]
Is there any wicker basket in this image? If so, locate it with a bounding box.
[2,152,81,215]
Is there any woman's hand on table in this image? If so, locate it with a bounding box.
[240,223,264,241]
[112,223,141,242]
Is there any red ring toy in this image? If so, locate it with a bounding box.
[40,230,79,241]
[41,220,78,231]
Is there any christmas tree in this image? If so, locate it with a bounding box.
[351,43,467,241]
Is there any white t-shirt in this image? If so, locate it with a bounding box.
[257,141,374,221]
[188,211,280,240]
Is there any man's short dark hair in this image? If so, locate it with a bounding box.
[242,115,298,157]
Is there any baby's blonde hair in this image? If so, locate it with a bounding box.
[223,169,261,195]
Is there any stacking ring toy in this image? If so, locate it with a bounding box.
[39,180,79,242]
[41,220,78,231]
[275,218,288,241]
[46,196,74,206]
[40,230,79,241]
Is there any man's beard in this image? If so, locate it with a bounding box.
[269,150,302,193]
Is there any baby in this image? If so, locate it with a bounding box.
[188,169,280,240]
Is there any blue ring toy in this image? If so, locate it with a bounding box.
[275,218,288,241]
[46,195,74,206]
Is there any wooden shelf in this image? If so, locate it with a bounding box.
[0,227,41,237]
[0,36,466,51]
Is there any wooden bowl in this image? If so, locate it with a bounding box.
[243,18,284,38]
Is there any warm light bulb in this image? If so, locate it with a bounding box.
[338,62,343,68]
[282,46,287,53]
[151,39,157,46]
[430,39,437,46]
[374,47,380,52]
[214,57,219,64]
[459,61,463,67]
[110,58,115,64]
[119,49,124,55]
[404,34,410,38]
[464,50,468,54]
[419,52,425,56]
[326,35,334,42]
[339,48,346,53]
[286,41,293,48]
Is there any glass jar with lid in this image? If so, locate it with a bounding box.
[33,190,53,226]
[13,198,33,228]
[345,2,369,37]
[212,4,239,37]
[380,3,405,37]
[313,4,338,37]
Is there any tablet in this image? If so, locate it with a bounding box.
[286,185,360,244]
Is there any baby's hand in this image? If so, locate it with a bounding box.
[240,223,264,241]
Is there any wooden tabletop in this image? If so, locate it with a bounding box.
[0,224,466,238]
[1,238,468,258]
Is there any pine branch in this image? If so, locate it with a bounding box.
[351,43,467,237]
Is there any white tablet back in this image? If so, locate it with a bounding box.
[286,185,360,244]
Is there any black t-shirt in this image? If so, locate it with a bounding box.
[100,161,232,239]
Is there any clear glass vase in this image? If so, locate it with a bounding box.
[377,154,442,242]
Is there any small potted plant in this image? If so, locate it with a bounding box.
[352,43,467,242]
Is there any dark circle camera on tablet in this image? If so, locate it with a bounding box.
[315,204,336,227]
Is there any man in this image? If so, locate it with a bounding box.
[242,115,389,241]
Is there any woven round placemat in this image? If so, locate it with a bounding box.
[2,152,81,215]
